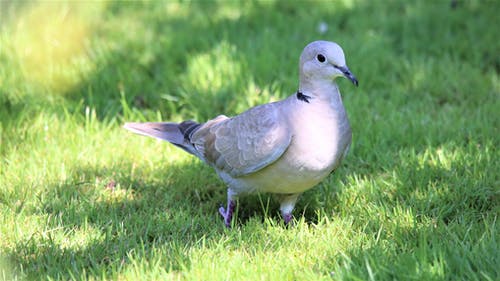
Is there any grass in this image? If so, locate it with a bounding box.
[0,0,498,280]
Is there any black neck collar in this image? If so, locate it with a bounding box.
[296,91,311,103]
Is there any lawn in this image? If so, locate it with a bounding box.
[0,1,498,280]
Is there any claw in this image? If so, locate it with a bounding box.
[283,213,293,225]
[218,206,226,217]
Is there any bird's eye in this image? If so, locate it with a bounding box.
[316,54,326,63]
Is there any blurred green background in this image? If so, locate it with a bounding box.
[0,1,498,280]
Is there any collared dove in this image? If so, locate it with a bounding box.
[124,40,358,227]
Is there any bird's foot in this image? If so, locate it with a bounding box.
[283,213,294,225]
[219,200,236,228]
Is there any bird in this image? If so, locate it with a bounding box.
[124,40,358,227]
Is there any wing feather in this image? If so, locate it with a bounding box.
[191,103,291,177]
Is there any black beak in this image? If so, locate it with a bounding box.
[336,65,358,87]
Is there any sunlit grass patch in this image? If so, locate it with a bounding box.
[6,2,105,95]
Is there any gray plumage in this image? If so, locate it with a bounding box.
[124,40,358,227]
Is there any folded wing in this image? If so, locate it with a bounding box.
[192,103,292,177]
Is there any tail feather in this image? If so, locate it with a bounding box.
[123,122,184,143]
[123,121,201,155]
[178,121,202,141]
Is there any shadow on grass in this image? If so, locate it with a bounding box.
[2,1,498,279]
[6,155,330,279]
[9,137,497,279]
[324,141,498,279]
[8,160,223,278]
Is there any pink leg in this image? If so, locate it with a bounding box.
[279,193,300,225]
[219,189,237,227]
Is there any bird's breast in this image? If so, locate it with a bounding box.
[286,101,351,174]
[238,102,351,194]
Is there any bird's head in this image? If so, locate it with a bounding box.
[299,40,358,87]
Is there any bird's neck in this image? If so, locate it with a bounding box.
[298,79,343,105]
